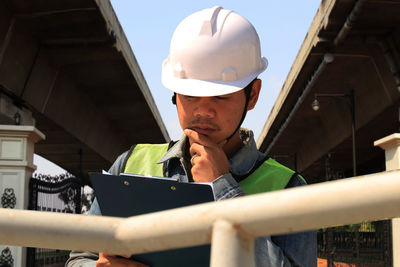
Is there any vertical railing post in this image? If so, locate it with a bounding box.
[374,133,400,267]
[210,220,255,267]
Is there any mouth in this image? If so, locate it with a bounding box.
[190,125,217,136]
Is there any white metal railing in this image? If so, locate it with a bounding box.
[0,169,400,267]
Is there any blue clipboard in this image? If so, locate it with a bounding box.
[89,172,215,267]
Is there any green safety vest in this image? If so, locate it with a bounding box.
[123,144,306,195]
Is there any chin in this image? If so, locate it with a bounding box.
[211,136,227,144]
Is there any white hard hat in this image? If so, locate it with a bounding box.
[162,6,268,97]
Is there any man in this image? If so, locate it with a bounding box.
[66,6,316,267]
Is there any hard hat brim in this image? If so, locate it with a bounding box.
[162,57,268,97]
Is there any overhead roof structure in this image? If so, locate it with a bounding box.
[0,0,169,182]
[257,0,399,183]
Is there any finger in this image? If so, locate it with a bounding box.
[184,129,215,147]
[100,253,131,259]
[99,253,148,267]
[189,142,206,157]
[190,154,199,166]
[103,253,132,259]
[119,254,132,258]
[99,253,116,259]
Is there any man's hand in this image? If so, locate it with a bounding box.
[96,253,148,267]
[184,129,229,182]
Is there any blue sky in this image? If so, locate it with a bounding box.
[34,1,321,174]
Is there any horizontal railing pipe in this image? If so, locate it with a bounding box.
[0,210,122,253]
[0,170,399,256]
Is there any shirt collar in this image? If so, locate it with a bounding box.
[228,129,260,176]
[158,134,187,163]
[158,129,261,175]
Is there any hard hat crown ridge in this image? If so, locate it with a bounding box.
[162,6,268,97]
[199,6,223,36]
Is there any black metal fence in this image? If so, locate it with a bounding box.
[318,220,392,266]
[27,173,82,267]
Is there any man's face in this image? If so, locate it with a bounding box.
[176,90,247,143]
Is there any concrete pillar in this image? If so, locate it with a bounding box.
[374,133,400,267]
[0,125,45,267]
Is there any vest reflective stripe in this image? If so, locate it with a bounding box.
[124,144,169,177]
[123,144,303,194]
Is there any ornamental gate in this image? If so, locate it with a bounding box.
[26,174,82,267]
[318,220,392,266]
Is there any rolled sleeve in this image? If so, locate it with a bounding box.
[212,173,245,200]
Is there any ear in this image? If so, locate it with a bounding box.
[247,79,261,111]
[172,93,177,105]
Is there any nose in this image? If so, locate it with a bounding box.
[193,97,215,118]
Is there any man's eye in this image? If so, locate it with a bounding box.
[215,96,228,100]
